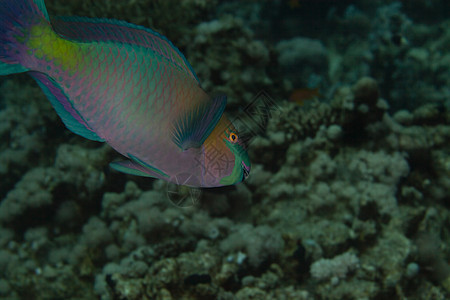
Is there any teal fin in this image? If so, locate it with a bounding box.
[110,160,159,178]
[128,153,170,178]
[29,71,104,142]
[172,95,227,150]
[110,155,170,179]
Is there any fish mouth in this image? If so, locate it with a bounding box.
[241,161,250,180]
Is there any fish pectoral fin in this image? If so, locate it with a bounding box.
[172,95,227,150]
[110,160,163,179]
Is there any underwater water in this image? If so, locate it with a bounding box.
[0,0,449,299]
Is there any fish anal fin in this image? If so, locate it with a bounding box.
[29,71,104,142]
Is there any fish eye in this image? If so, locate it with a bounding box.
[228,132,238,143]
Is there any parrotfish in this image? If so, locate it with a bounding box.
[0,0,250,187]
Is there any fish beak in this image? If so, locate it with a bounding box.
[241,161,250,180]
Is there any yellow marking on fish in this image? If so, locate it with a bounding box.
[27,23,81,73]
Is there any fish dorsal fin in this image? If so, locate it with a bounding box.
[29,71,104,142]
[51,16,199,83]
[172,95,227,150]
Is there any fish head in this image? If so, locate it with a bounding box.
[202,115,251,187]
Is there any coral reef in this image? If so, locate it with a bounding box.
[0,0,449,299]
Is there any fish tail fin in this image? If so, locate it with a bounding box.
[0,0,50,75]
